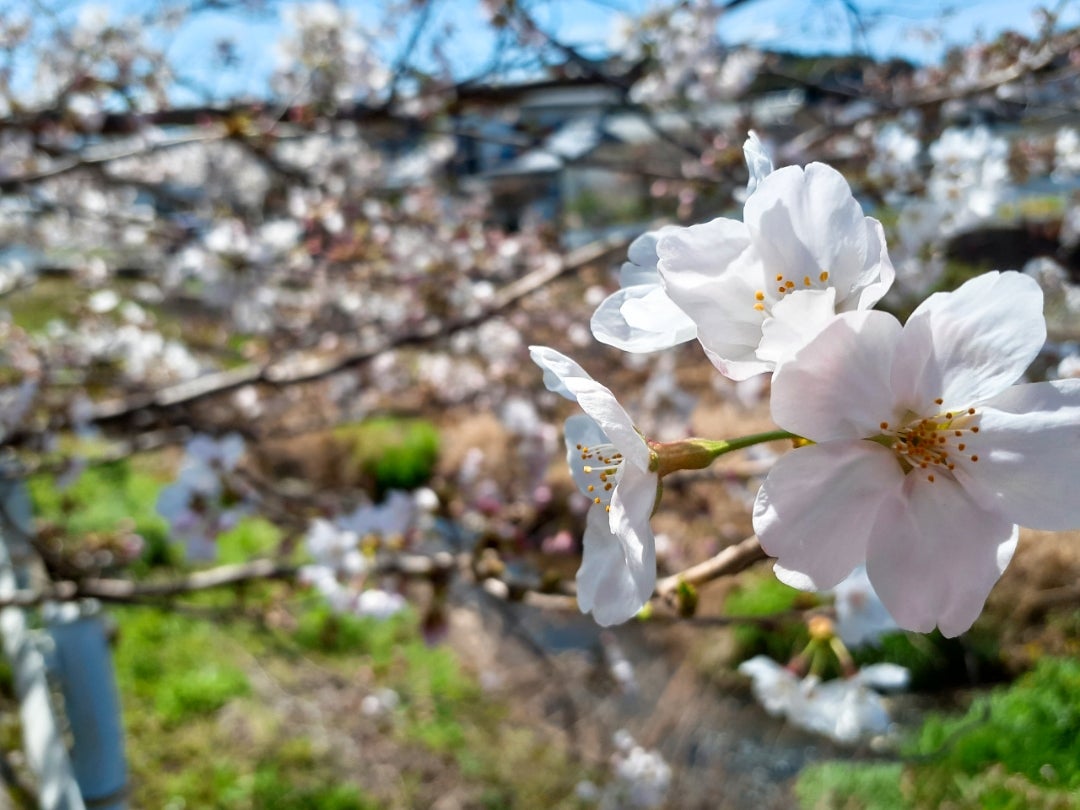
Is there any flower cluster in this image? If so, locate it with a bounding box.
[298,490,432,620]
[533,133,1080,637]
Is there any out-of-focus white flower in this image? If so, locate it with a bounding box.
[925,126,1009,233]
[867,122,921,195]
[355,588,407,620]
[658,160,894,379]
[831,566,899,647]
[609,741,672,809]
[755,272,1080,636]
[305,518,366,576]
[739,656,908,744]
[156,433,250,560]
[338,490,416,541]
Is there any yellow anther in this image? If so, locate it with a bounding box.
[583,465,593,473]
[934,398,944,405]
[819,271,829,282]
[776,273,784,282]
[755,290,765,301]
[587,485,594,492]
[753,303,765,311]
[594,497,601,504]
[879,421,889,430]
[804,276,812,286]
[785,280,795,289]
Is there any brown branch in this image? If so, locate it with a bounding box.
[81,230,634,430]
[655,534,767,603]
[0,550,459,608]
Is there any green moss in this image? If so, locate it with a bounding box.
[723,570,816,664]
[215,516,283,564]
[796,761,906,810]
[28,457,175,569]
[909,658,1080,794]
[333,417,440,496]
[795,659,1080,809]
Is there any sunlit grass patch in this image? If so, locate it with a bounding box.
[796,657,1080,809]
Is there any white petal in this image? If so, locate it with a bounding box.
[960,379,1080,530]
[866,475,1018,638]
[590,284,697,352]
[745,163,869,296]
[576,504,654,626]
[753,441,904,590]
[529,346,650,470]
[848,218,895,311]
[890,272,1046,413]
[529,345,590,401]
[770,310,904,442]
[608,464,659,565]
[854,663,910,692]
[756,287,837,367]
[656,218,769,380]
[620,225,683,285]
[743,130,774,197]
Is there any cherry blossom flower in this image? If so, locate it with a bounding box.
[657,159,894,379]
[529,346,658,626]
[738,656,908,744]
[754,271,1080,636]
[590,133,772,354]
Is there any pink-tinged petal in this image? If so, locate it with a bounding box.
[756,288,837,367]
[958,379,1080,530]
[608,464,659,565]
[770,310,904,442]
[745,163,869,294]
[576,504,655,626]
[657,218,770,380]
[866,475,1017,637]
[591,285,696,353]
[753,441,904,590]
[891,272,1046,414]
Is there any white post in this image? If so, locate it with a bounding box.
[0,476,85,810]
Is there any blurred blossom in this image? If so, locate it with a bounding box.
[606,733,672,809]
[739,656,908,744]
[156,433,250,560]
[831,566,899,647]
[356,588,407,620]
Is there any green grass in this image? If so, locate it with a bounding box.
[796,658,1080,810]
[723,570,817,665]
[333,417,440,497]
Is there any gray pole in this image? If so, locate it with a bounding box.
[45,601,128,810]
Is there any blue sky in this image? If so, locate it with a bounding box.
[39,0,1080,104]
